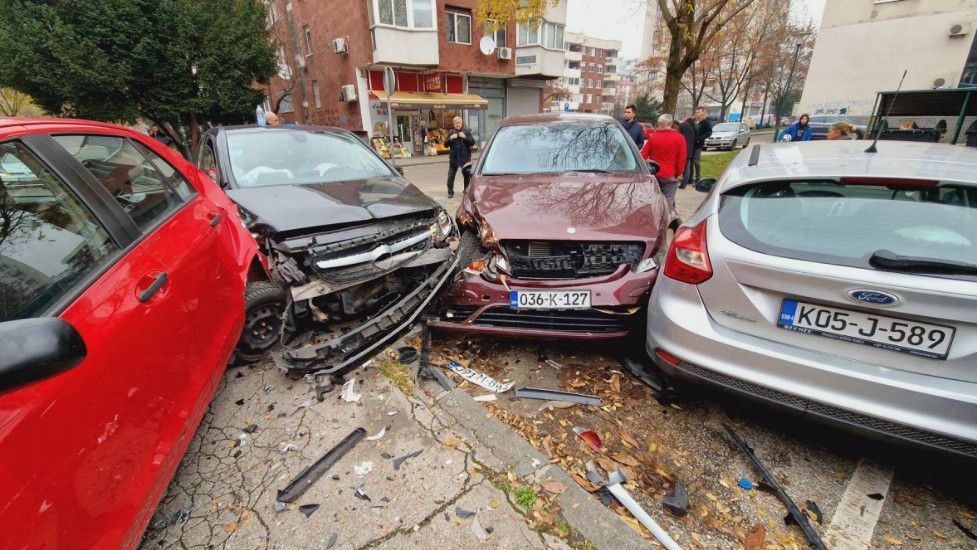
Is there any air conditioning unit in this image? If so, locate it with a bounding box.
[294,54,306,69]
[498,47,512,60]
[949,23,971,37]
[340,84,357,102]
[333,37,348,54]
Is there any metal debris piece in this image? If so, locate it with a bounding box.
[538,348,563,370]
[298,503,320,517]
[723,424,827,550]
[455,506,476,519]
[340,379,362,403]
[444,363,514,393]
[354,487,371,501]
[315,382,335,402]
[366,427,386,441]
[572,426,603,452]
[515,387,602,406]
[661,483,689,517]
[392,449,423,470]
[354,462,374,477]
[605,470,683,550]
[324,533,338,549]
[277,428,367,503]
[421,364,456,391]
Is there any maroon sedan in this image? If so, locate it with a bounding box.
[431,113,677,339]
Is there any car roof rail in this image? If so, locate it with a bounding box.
[748,144,761,167]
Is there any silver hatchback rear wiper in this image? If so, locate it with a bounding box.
[869,249,977,275]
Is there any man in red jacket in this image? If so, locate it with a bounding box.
[640,113,687,208]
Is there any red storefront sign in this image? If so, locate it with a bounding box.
[424,73,442,92]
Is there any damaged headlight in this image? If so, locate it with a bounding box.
[431,208,454,243]
[634,257,658,273]
[237,205,257,229]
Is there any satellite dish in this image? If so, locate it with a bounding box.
[479,36,497,56]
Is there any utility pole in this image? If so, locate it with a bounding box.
[284,0,309,123]
[772,42,802,142]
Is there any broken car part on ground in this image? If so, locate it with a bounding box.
[197,125,459,374]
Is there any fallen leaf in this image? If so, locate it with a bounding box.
[611,452,640,467]
[648,442,658,453]
[962,511,976,520]
[620,431,639,449]
[540,479,567,495]
[570,472,600,492]
[489,499,500,509]
[597,457,618,473]
[223,522,238,533]
[443,435,460,448]
[883,533,903,546]
[541,435,555,457]
[609,374,621,393]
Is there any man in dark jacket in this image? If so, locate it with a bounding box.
[690,106,713,185]
[678,117,696,188]
[621,104,644,150]
[445,116,475,198]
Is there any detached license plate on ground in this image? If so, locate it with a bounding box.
[510,290,591,310]
[778,299,954,360]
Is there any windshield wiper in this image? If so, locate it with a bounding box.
[568,169,614,174]
[869,249,977,275]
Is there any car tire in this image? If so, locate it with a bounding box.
[236,280,288,363]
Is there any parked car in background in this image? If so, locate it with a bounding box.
[704,122,751,150]
[197,125,458,374]
[432,113,677,340]
[0,118,261,548]
[808,115,867,140]
[647,140,977,457]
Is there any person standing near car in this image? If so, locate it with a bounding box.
[621,104,645,150]
[690,106,712,184]
[445,116,474,198]
[779,113,812,142]
[640,114,686,209]
[826,121,857,140]
[678,116,696,188]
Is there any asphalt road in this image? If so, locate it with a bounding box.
[402,161,977,549]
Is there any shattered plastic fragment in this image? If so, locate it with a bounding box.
[324,533,338,549]
[366,427,386,441]
[273,501,288,513]
[238,434,249,447]
[355,486,371,501]
[354,462,374,477]
[298,503,320,517]
[277,428,367,503]
[340,380,362,403]
[738,478,754,490]
[444,363,514,393]
[572,426,603,452]
[393,449,423,470]
[473,394,497,402]
[279,442,299,453]
[455,506,476,519]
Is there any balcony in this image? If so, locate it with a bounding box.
[371,26,439,67]
[603,72,619,81]
[602,87,617,97]
[565,68,581,79]
[565,50,582,62]
[515,46,565,78]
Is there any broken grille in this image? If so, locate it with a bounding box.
[310,226,432,284]
[504,241,645,279]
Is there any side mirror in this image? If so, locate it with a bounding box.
[695,178,717,193]
[0,318,86,393]
[646,160,661,176]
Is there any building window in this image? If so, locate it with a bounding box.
[446,9,472,44]
[312,80,321,108]
[303,25,314,56]
[543,22,564,50]
[486,19,507,48]
[517,21,540,46]
[264,0,278,28]
[373,0,435,30]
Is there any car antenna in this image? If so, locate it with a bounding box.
[865,70,907,153]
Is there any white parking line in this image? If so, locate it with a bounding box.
[824,459,895,550]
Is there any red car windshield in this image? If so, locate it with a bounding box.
[481,123,641,175]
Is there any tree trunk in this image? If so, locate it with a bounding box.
[661,34,684,113]
[739,79,752,123]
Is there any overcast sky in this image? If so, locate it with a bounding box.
[566,0,827,59]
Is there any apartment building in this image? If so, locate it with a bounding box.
[260,0,565,154]
[800,0,977,117]
[547,32,621,115]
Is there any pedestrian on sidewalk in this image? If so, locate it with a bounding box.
[827,121,857,140]
[779,113,812,142]
[445,116,475,198]
[678,116,696,188]
[640,114,687,209]
[621,104,645,150]
[691,106,712,184]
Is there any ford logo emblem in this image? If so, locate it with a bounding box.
[848,289,900,306]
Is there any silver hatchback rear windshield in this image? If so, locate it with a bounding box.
[718,179,977,280]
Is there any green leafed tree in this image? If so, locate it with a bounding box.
[0,0,276,156]
[634,95,663,122]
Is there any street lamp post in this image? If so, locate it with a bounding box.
[772,43,803,143]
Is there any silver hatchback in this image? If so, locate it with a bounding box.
[647,140,977,457]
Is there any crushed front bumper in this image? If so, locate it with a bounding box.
[276,249,458,374]
[429,264,657,339]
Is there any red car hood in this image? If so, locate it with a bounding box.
[470,173,667,244]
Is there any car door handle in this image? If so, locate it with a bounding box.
[138,272,169,302]
[207,212,222,227]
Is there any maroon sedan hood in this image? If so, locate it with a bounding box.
[471,173,666,243]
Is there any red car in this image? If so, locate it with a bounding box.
[431,113,676,339]
[0,118,262,548]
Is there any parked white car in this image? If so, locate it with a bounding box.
[704,122,751,150]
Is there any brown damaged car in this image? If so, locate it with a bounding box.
[430,113,678,339]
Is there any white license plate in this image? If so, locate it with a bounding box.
[510,290,591,310]
[778,299,954,360]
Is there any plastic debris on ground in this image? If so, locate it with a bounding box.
[473,394,497,402]
[661,483,689,517]
[324,533,338,549]
[366,427,386,441]
[572,426,603,452]
[738,478,754,491]
[279,442,299,453]
[354,486,371,501]
[277,428,367,503]
[444,362,514,393]
[455,506,476,519]
[340,379,362,403]
[273,501,288,513]
[148,506,193,530]
[514,387,602,406]
[298,503,320,517]
[603,469,682,550]
[392,449,423,470]
[353,461,374,477]
[744,524,766,550]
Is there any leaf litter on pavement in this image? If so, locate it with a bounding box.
[429,336,812,549]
